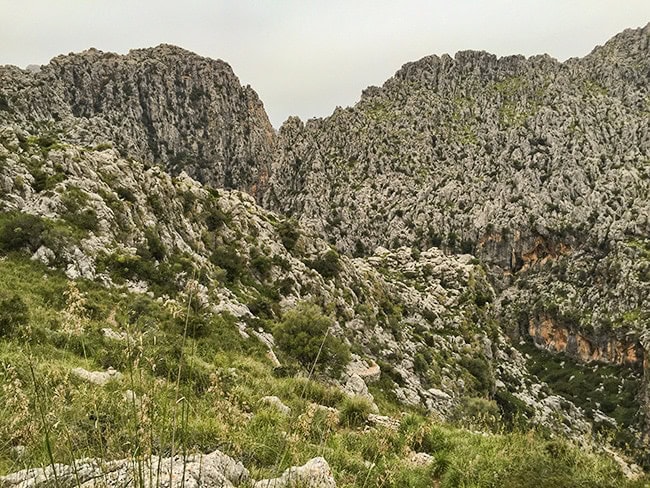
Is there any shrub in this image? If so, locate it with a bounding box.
[307,249,341,279]
[339,395,373,428]
[116,186,137,203]
[0,212,45,252]
[0,94,9,112]
[60,188,99,232]
[204,206,229,231]
[144,227,166,261]
[29,167,48,193]
[273,303,350,376]
[210,245,245,283]
[70,208,99,231]
[460,356,495,396]
[494,390,534,427]
[250,248,272,279]
[451,397,500,428]
[460,239,475,254]
[277,219,300,251]
[0,293,29,336]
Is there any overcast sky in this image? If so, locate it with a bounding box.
[1,1,649,127]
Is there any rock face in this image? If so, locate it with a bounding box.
[254,457,336,488]
[1,22,650,463]
[0,45,276,194]
[264,24,650,266]
[0,449,250,488]
[528,316,643,366]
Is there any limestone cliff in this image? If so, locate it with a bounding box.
[0,45,276,193]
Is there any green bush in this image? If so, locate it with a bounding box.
[307,249,342,279]
[277,219,300,251]
[494,390,534,427]
[250,248,272,279]
[29,167,48,193]
[0,212,45,252]
[140,227,166,261]
[115,186,137,203]
[273,303,350,376]
[60,188,99,232]
[210,245,245,283]
[0,292,29,336]
[69,208,99,231]
[451,397,500,428]
[339,395,373,428]
[460,356,495,396]
[204,206,229,231]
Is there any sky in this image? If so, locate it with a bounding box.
[1,1,649,127]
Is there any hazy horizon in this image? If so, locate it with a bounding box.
[1,1,649,127]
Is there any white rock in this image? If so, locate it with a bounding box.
[259,396,291,416]
[71,367,122,386]
[254,457,336,488]
[428,388,452,401]
[101,328,127,342]
[0,449,249,488]
[31,246,55,266]
[367,413,400,430]
[409,451,434,467]
[346,357,381,383]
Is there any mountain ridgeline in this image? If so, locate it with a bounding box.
[0,44,275,193]
[1,22,650,485]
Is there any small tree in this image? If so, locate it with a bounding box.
[0,293,29,337]
[273,303,350,376]
[308,249,341,279]
[0,212,45,252]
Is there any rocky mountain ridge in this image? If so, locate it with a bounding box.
[0,44,275,193]
[1,125,637,485]
[1,22,649,484]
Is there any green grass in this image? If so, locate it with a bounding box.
[0,255,644,486]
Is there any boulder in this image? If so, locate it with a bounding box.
[254,457,336,488]
[0,450,250,488]
[259,396,291,416]
[71,367,122,386]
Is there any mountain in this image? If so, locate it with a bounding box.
[0,23,649,487]
[0,44,275,193]
[264,21,650,446]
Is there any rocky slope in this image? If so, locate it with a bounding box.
[0,126,573,429]
[265,24,650,263]
[1,22,649,482]
[262,22,650,448]
[3,126,642,485]
[0,45,275,194]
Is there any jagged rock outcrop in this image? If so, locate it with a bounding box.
[0,449,250,487]
[0,451,339,488]
[264,24,650,267]
[1,22,649,467]
[0,45,276,194]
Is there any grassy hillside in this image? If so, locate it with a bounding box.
[0,255,644,487]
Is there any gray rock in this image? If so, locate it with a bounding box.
[259,396,291,416]
[253,457,336,488]
[71,367,122,386]
[408,452,434,467]
[0,450,249,488]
